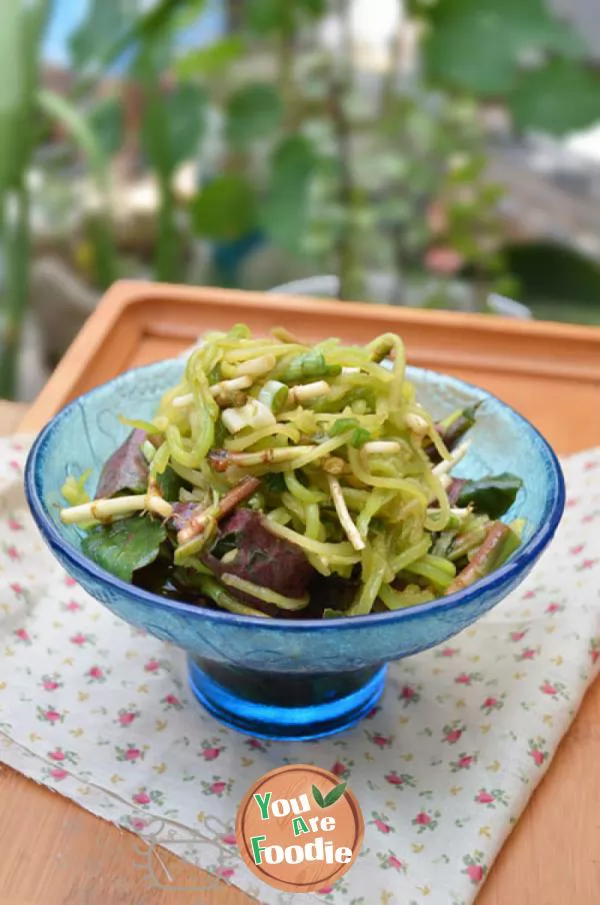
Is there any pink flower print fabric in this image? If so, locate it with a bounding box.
[0,436,598,905]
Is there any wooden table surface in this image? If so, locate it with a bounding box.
[0,398,599,905]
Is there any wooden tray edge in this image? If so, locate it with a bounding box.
[19,280,600,434]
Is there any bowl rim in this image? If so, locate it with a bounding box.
[25,359,566,633]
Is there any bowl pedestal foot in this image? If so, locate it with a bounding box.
[187,658,387,741]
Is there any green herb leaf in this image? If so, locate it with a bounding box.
[323,782,347,808]
[329,417,359,437]
[156,466,185,502]
[82,517,167,583]
[351,427,371,448]
[457,473,523,519]
[263,473,286,493]
[210,532,239,561]
[312,784,326,808]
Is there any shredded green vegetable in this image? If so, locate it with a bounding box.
[61,325,523,618]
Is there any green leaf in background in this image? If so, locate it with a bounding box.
[323,782,347,808]
[166,82,208,168]
[457,473,523,520]
[0,1,23,190]
[70,0,134,71]
[88,96,124,158]
[175,36,244,78]
[422,0,588,96]
[191,174,258,241]
[311,784,325,808]
[510,59,600,135]
[261,134,318,254]
[226,83,283,150]
[72,0,200,76]
[38,89,109,181]
[247,0,325,32]
[81,517,167,583]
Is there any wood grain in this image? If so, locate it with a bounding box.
[2,281,600,905]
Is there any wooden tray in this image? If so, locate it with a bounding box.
[20,281,600,455]
[6,280,600,905]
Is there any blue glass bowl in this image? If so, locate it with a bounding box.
[25,360,565,740]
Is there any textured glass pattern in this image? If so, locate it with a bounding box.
[25,360,565,738]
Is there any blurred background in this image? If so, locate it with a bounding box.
[2,0,600,402]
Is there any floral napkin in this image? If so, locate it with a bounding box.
[0,435,598,905]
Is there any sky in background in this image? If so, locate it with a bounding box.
[43,0,226,67]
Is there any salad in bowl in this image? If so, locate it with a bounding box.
[26,325,564,739]
[60,326,524,620]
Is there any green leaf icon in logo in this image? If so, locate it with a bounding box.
[312,784,325,808]
[312,781,347,809]
[323,781,347,808]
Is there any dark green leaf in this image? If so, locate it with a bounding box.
[210,531,239,560]
[226,83,282,150]
[191,174,258,241]
[457,473,523,519]
[263,473,286,493]
[323,782,347,808]
[175,37,243,78]
[82,517,167,583]
[422,0,588,97]
[88,96,124,158]
[312,784,325,808]
[510,59,600,135]
[156,466,185,502]
[166,82,208,168]
[261,135,318,254]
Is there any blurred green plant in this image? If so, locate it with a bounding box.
[415,0,599,136]
[70,0,207,281]
[0,1,120,398]
[3,0,600,398]
[179,0,517,303]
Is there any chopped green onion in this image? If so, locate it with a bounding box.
[280,351,342,384]
[258,380,289,413]
[222,400,276,434]
[329,417,359,437]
